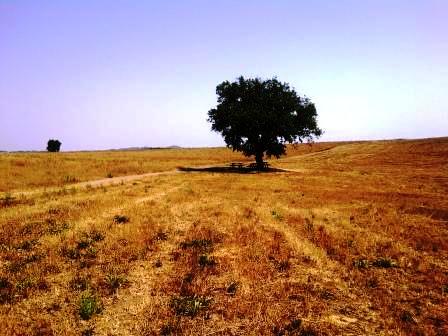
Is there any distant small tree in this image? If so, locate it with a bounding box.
[47,139,62,152]
[207,76,322,168]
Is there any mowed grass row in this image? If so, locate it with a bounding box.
[0,138,447,335]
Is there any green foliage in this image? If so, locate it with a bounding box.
[208,76,322,166]
[47,139,62,152]
[79,290,102,320]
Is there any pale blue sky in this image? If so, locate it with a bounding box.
[0,0,447,151]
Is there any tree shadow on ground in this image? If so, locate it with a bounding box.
[177,166,286,174]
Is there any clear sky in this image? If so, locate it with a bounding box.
[1,0,447,151]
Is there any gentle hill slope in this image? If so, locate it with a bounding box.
[0,137,447,335]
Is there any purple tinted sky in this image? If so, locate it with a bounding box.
[1,0,447,151]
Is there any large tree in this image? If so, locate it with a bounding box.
[207,76,322,168]
[47,139,61,152]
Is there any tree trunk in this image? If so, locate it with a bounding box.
[255,151,264,170]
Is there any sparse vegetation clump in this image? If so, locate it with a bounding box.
[170,295,211,317]
[70,276,90,291]
[78,290,102,320]
[46,221,70,235]
[198,254,216,268]
[113,215,129,224]
[226,281,239,296]
[0,277,14,304]
[0,193,16,207]
[153,231,168,241]
[353,257,398,269]
[104,272,129,294]
[180,238,213,251]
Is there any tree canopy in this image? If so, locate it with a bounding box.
[47,139,61,152]
[207,76,322,167]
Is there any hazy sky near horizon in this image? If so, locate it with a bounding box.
[1,0,447,151]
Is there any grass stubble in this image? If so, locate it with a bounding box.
[0,138,447,335]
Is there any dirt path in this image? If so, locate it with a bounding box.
[77,170,179,188]
[13,162,245,197]
[12,163,306,200]
[13,169,180,197]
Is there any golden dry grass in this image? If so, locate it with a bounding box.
[0,143,348,193]
[0,148,252,192]
[0,138,447,335]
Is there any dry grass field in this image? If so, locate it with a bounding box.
[0,143,342,193]
[0,148,247,193]
[0,138,447,335]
